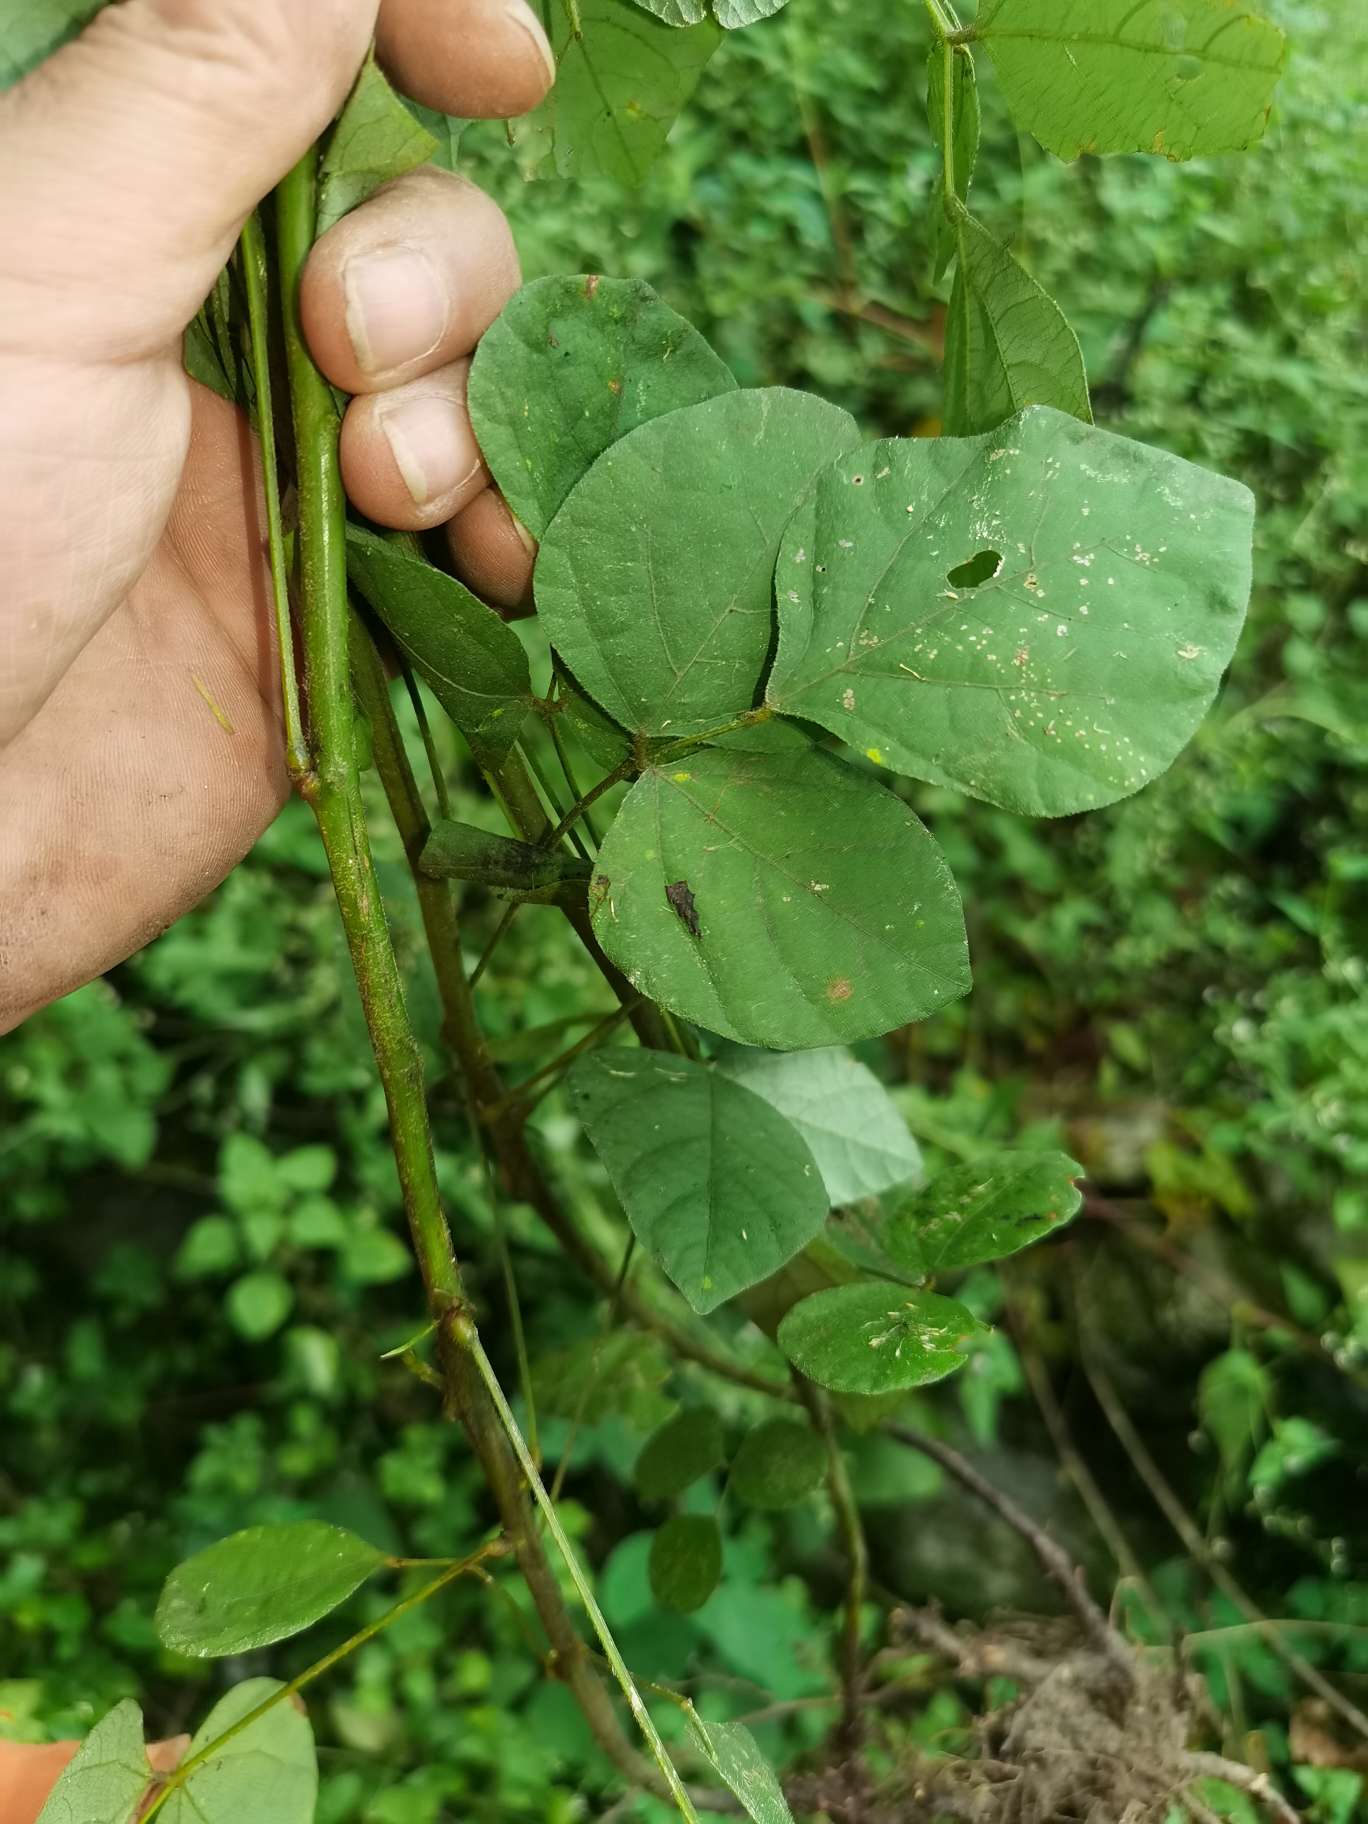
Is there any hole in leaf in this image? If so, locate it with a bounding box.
[946,549,1002,590]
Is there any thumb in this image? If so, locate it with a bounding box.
[0,0,377,361]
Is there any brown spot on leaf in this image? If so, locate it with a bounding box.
[665,880,701,938]
[607,377,622,394]
[584,274,601,300]
[590,874,610,910]
[826,977,854,1004]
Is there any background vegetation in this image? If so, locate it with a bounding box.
[4,0,1367,1817]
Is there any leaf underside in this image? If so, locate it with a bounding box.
[35,1700,150,1824]
[767,405,1254,817]
[687,1713,798,1824]
[974,0,1287,161]
[159,1679,316,1824]
[316,52,437,235]
[590,744,970,1050]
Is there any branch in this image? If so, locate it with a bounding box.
[1183,1752,1300,1824]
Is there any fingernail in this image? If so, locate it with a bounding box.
[505,0,557,87]
[380,394,479,507]
[343,245,448,376]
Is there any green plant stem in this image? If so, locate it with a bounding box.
[798,1380,869,1746]
[278,152,460,1308]
[142,1544,506,1820]
[923,0,960,42]
[402,664,450,818]
[546,698,604,847]
[237,208,307,779]
[942,40,956,198]
[484,1000,642,1120]
[455,1316,703,1823]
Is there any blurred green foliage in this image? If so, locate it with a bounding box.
[4,0,1368,1815]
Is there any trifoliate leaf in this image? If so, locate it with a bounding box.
[767,406,1253,816]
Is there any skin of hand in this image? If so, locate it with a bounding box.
[0,1735,189,1824]
[0,0,554,1035]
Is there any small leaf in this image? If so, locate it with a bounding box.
[341,1227,413,1285]
[635,1408,727,1500]
[1198,1348,1269,1484]
[631,0,791,21]
[347,528,532,767]
[403,101,466,171]
[730,1419,827,1510]
[537,388,857,739]
[156,1521,386,1657]
[714,1047,923,1205]
[944,206,1091,436]
[778,1283,982,1396]
[887,1150,1084,1275]
[317,52,438,235]
[0,0,105,91]
[768,406,1254,816]
[973,0,1287,162]
[566,1049,828,1314]
[174,1215,241,1282]
[469,275,736,539]
[686,1713,796,1824]
[421,820,592,891]
[36,1699,149,1824]
[226,1269,292,1340]
[649,1514,723,1613]
[928,44,980,281]
[511,0,722,186]
[590,745,970,1049]
[160,1679,316,1824]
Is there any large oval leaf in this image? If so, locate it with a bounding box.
[767,406,1254,816]
[714,1046,923,1205]
[156,1521,386,1657]
[535,388,859,739]
[469,275,735,539]
[777,1283,982,1396]
[346,528,531,767]
[590,744,970,1049]
[36,1700,149,1824]
[160,1680,316,1824]
[887,1150,1084,1276]
[510,0,722,186]
[566,1048,827,1314]
[974,0,1287,162]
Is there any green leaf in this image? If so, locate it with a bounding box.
[317,52,438,235]
[403,102,467,171]
[714,1047,923,1205]
[566,1048,827,1314]
[421,820,592,891]
[767,406,1254,816]
[35,1699,149,1824]
[226,1269,293,1340]
[928,45,980,281]
[778,1283,982,1396]
[470,275,736,540]
[635,1408,727,1500]
[730,1418,827,1510]
[276,1145,337,1193]
[590,745,970,1049]
[156,1521,386,1657]
[347,528,531,767]
[557,670,633,768]
[973,0,1287,162]
[686,1714,796,1824]
[630,0,791,23]
[341,1227,413,1285]
[887,1150,1084,1275]
[159,1679,316,1824]
[511,0,722,186]
[174,1215,241,1282]
[649,1514,722,1613]
[1198,1348,1269,1484]
[531,1330,674,1432]
[0,0,104,91]
[536,388,858,739]
[944,205,1091,436]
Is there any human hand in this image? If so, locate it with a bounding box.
[0,0,552,1032]
[0,1733,189,1824]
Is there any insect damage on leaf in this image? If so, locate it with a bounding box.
[665,879,701,937]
